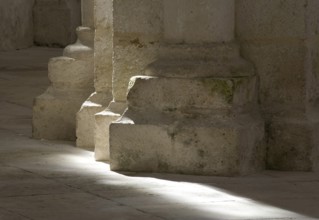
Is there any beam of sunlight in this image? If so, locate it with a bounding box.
[56,152,315,219]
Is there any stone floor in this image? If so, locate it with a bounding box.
[0,47,319,220]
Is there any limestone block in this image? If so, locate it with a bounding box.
[113,0,163,39]
[95,0,163,159]
[76,92,112,150]
[0,0,34,51]
[163,0,234,43]
[112,0,163,102]
[94,0,113,94]
[33,87,92,140]
[236,0,308,40]
[110,115,265,176]
[94,101,127,161]
[267,118,319,171]
[75,0,113,151]
[126,75,257,117]
[110,70,265,176]
[33,57,94,140]
[33,0,81,47]
[237,1,319,172]
[113,46,160,102]
[240,41,307,117]
[48,57,93,88]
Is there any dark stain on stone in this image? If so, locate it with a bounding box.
[130,38,144,48]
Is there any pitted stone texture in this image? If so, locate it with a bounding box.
[33,0,95,141]
[0,0,34,51]
[127,75,257,117]
[33,0,81,47]
[96,0,163,159]
[112,0,163,102]
[76,92,112,150]
[267,118,319,172]
[110,115,265,176]
[163,0,234,43]
[94,101,127,161]
[76,0,113,151]
[94,0,113,94]
[33,56,94,140]
[236,0,314,40]
[48,57,93,88]
[110,68,264,176]
[33,87,92,140]
[237,0,319,171]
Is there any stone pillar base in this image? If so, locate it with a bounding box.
[32,55,93,140]
[76,92,112,150]
[110,116,265,176]
[33,87,91,140]
[109,52,266,176]
[94,101,127,161]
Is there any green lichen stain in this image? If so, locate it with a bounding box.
[202,78,234,103]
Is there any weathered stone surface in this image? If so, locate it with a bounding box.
[163,0,234,43]
[76,92,111,150]
[126,74,257,115]
[76,0,113,150]
[33,0,81,47]
[33,57,94,140]
[109,0,265,176]
[236,0,319,171]
[94,0,163,159]
[33,88,91,140]
[33,1,95,141]
[95,101,127,161]
[110,69,265,176]
[0,0,34,51]
[94,0,113,94]
[110,117,265,176]
[267,117,319,171]
[112,0,163,102]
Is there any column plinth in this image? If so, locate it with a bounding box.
[109,0,265,176]
[32,0,95,141]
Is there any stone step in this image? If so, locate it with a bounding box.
[48,56,93,88]
[109,115,265,176]
[127,74,258,115]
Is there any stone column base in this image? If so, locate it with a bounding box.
[32,56,94,140]
[110,115,265,176]
[94,101,127,161]
[76,92,112,150]
[33,87,91,140]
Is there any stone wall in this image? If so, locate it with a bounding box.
[236,0,319,171]
[0,0,34,51]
